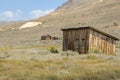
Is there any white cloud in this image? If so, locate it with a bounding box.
[2,11,14,18]
[0,9,23,21]
[0,9,54,21]
[30,9,54,18]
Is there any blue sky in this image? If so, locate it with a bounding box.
[0,0,67,21]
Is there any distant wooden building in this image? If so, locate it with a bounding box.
[61,26,119,54]
[52,37,59,40]
[41,35,59,40]
[41,35,52,40]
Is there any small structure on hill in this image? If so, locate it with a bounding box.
[41,35,52,40]
[52,37,59,40]
[41,35,59,40]
[61,26,119,54]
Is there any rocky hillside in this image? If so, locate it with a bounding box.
[0,0,120,47]
[38,0,120,27]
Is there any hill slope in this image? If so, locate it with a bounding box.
[0,0,120,47]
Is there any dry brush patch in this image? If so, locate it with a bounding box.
[0,53,120,80]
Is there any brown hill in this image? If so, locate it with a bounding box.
[0,0,120,46]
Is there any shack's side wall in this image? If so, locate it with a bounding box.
[89,29,116,54]
[63,29,89,54]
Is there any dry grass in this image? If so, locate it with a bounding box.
[0,43,119,80]
[0,53,120,80]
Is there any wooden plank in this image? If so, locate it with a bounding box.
[62,27,117,54]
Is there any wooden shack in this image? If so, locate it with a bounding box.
[41,35,52,40]
[41,35,59,40]
[61,26,119,54]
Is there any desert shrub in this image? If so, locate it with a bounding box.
[86,54,97,60]
[61,50,79,56]
[0,56,6,59]
[50,47,59,53]
[89,49,102,54]
[0,64,3,68]
[4,51,9,55]
[37,50,50,55]
[113,22,118,26]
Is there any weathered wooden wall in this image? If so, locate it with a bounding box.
[89,29,116,54]
[41,35,51,40]
[63,28,89,54]
[62,28,116,54]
